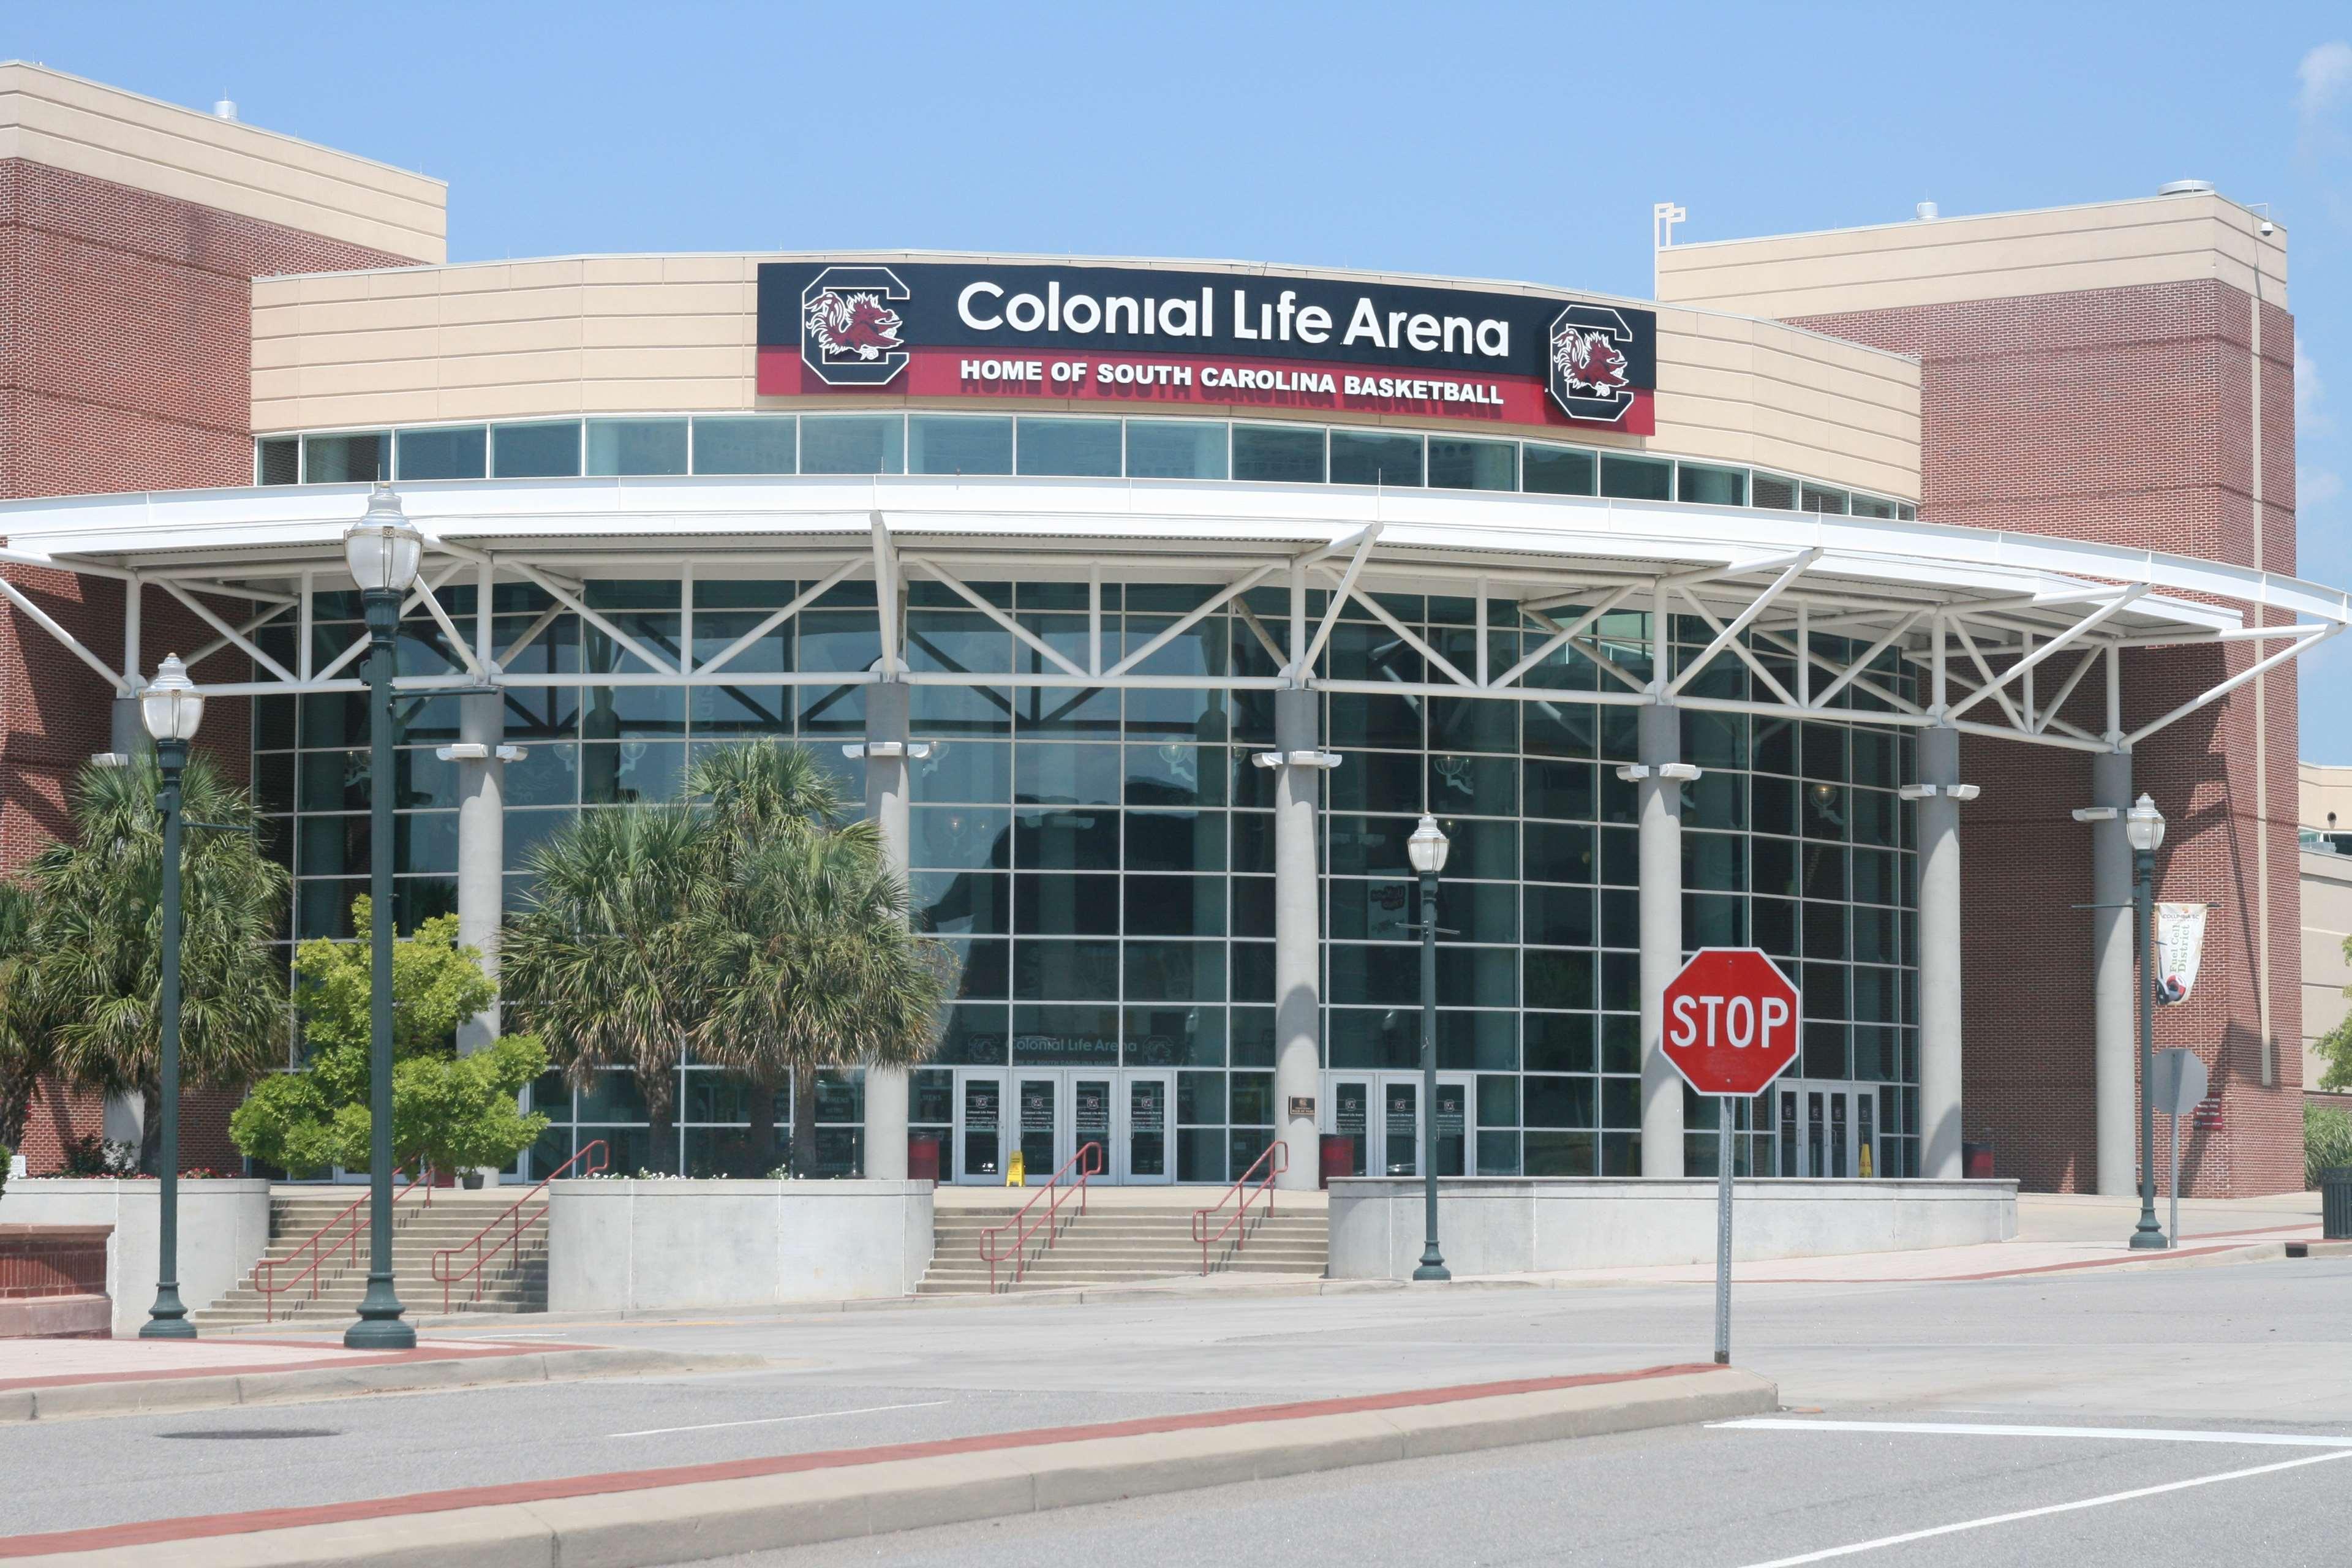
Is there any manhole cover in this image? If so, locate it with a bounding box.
[157,1428,340,1441]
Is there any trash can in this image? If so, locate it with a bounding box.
[907,1134,941,1186]
[1319,1134,1354,1189]
[2324,1167,2352,1241]
[1962,1141,1996,1180]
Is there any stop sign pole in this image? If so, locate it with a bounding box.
[1660,948,1801,1366]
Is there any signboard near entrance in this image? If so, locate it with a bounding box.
[1659,947,1803,1369]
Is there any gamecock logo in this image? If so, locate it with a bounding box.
[799,265,913,387]
[1552,330,1629,397]
[1546,304,1642,424]
[806,291,904,361]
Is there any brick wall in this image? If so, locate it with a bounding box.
[1795,281,2304,1196]
[1,157,421,1169]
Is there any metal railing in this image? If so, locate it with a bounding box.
[255,1168,432,1322]
[429,1140,609,1311]
[978,1142,1103,1292]
[1191,1140,1287,1275]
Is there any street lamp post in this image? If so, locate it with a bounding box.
[342,485,423,1349]
[138,654,204,1340]
[1407,814,1450,1282]
[2125,792,2169,1251]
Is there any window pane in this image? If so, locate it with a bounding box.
[303,432,388,483]
[909,415,1012,475]
[587,419,688,476]
[1600,454,1672,500]
[1521,443,1595,496]
[1017,418,1121,477]
[1801,484,1849,515]
[1851,494,1899,519]
[1428,437,1515,491]
[257,436,300,486]
[396,426,486,481]
[801,414,905,474]
[1329,431,1423,488]
[1232,424,1324,483]
[1125,420,1228,479]
[492,421,582,478]
[1752,473,1797,510]
[692,417,796,474]
[1678,462,1746,506]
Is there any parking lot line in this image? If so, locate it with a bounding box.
[1732,1448,2352,1567]
[608,1400,951,1439]
[1713,1418,2352,1448]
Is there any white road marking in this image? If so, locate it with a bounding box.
[1713,1418,2352,1448]
[608,1400,949,1439]
[1729,1448,2352,1566]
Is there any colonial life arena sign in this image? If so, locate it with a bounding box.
[755,260,1657,432]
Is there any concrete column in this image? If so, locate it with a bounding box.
[110,698,148,759]
[1637,702,1686,1178]
[2091,750,2136,1195]
[454,692,506,1057]
[104,699,151,1150]
[1273,686,1322,1193]
[1918,725,1966,1178]
[863,679,911,1181]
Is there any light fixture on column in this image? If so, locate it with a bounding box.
[136,653,203,1339]
[1407,813,1450,1282]
[2124,793,2166,853]
[1406,813,1452,876]
[2124,791,2168,1251]
[340,487,421,1349]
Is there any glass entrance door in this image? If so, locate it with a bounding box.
[1776,1080,1866,1179]
[1071,1074,1114,1178]
[956,1073,1006,1183]
[1121,1072,1174,1183]
[1345,1073,1472,1177]
[1015,1074,1060,1182]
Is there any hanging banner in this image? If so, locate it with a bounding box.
[2154,903,2206,1005]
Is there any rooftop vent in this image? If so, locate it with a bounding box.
[2158,179,2214,196]
[1914,200,1939,221]
[212,97,236,121]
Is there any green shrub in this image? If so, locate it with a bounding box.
[2307,1103,2352,1190]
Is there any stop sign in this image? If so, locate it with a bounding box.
[1661,948,1801,1098]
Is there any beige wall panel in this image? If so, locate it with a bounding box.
[282,390,442,429]
[1658,194,2286,317]
[0,65,444,260]
[252,252,1920,496]
[297,358,437,399]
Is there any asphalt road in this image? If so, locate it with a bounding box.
[6,1254,2348,1548]
[712,1417,2352,1567]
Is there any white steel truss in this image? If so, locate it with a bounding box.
[0,476,2343,759]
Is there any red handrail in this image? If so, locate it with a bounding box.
[255,1168,433,1322]
[1191,1140,1287,1275]
[977,1142,1103,1292]
[430,1140,609,1311]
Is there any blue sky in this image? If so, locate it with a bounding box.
[10,2,2352,754]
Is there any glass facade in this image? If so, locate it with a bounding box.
[254,413,1918,521]
[257,576,1921,1184]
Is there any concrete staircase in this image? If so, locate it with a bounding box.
[917,1199,1327,1295]
[192,1189,549,1329]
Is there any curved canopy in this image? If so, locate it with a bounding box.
[1,475,2341,756]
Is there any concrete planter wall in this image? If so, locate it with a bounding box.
[547,1179,933,1311]
[0,1178,273,1335]
[1328,1177,2018,1280]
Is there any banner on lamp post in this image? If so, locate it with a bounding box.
[2154,903,2206,1006]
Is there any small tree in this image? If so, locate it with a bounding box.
[229,899,546,1177]
[14,755,288,1171]
[0,880,49,1155]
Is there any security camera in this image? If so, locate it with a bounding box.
[2260,220,2275,236]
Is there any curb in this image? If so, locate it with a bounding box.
[0,1365,1774,1566]
[0,1349,765,1425]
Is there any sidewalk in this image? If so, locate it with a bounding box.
[0,1335,763,1423]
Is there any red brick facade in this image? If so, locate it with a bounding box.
[1793,281,2303,1196]
[1,157,423,1174]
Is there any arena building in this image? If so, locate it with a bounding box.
[0,64,2328,1197]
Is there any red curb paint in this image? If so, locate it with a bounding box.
[0,1341,564,1394]
[0,1362,1720,1557]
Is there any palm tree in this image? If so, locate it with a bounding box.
[0,880,50,1156]
[499,804,710,1173]
[691,817,954,1174]
[13,754,288,1170]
